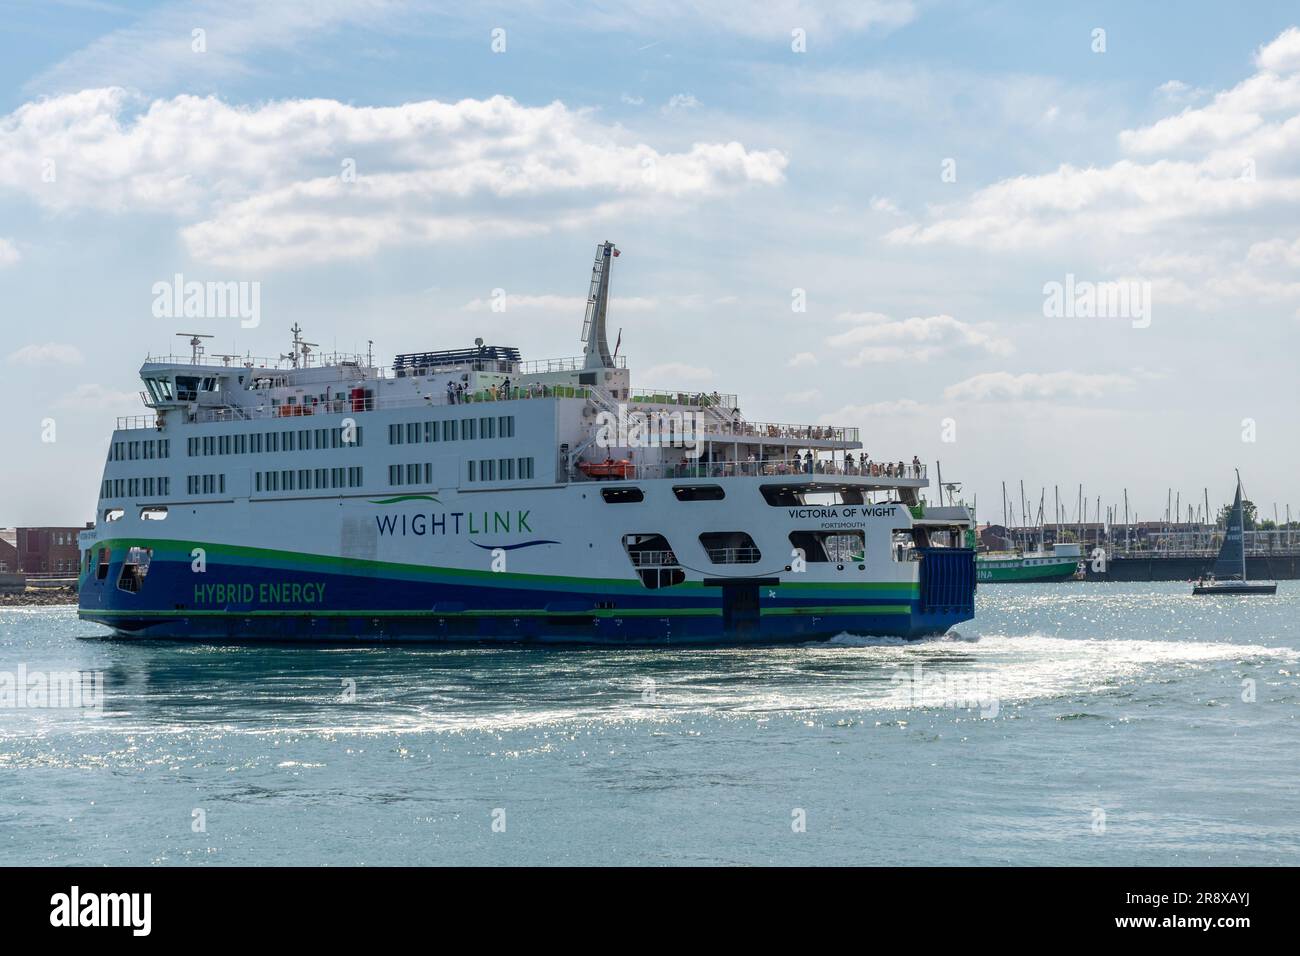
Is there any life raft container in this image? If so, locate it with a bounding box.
[577,458,634,480]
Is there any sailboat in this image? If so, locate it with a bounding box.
[1192,471,1277,595]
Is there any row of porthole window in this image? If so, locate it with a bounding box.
[602,485,725,503]
[103,476,172,499]
[187,426,363,458]
[109,438,170,461]
[388,416,515,445]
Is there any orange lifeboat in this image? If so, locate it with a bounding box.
[578,458,634,480]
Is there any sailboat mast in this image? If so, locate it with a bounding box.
[1237,470,1246,580]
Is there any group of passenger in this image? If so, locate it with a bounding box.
[443,376,562,405]
[714,422,841,441]
[667,453,926,479]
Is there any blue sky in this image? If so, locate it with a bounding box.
[2,1,1298,527]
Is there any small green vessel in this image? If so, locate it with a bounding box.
[977,543,1081,583]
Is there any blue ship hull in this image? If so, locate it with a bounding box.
[78,540,976,645]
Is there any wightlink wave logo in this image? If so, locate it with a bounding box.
[50,886,151,936]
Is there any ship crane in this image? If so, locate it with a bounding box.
[580,241,619,369]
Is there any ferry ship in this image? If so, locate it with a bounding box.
[78,243,976,644]
[976,543,1082,583]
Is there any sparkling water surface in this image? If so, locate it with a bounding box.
[1,583,1297,865]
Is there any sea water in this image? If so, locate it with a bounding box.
[1,583,1296,865]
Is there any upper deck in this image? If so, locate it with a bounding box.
[103,244,951,505]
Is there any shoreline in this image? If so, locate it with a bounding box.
[0,589,78,607]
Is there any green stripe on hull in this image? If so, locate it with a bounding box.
[81,604,912,620]
[976,558,1078,582]
[83,536,922,598]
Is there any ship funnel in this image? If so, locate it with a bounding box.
[581,240,619,369]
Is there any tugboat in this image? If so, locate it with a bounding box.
[1192,472,1277,596]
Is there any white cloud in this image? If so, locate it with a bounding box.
[586,0,916,39]
[1256,26,1300,74]
[942,371,1136,403]
[823,398,925,420]
[7,343,85,366]
[886,28,1300,253]
[641,362,713,383]
[0,89,786,269]
[620,93,645,106]
[26,0,915,98]
[26,0,405,95]
[826,312,1013,365]
[56,383,140,409]
[461,294,658,312]
[787,351,818,367]
[879,28,1300,316]
[783,389,821,403]
[1156,79,1207,104]
[664,93,701,112]
[0,238,18,266]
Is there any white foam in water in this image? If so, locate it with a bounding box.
[826,632,912,647]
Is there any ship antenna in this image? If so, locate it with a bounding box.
[289,322,304,369]
[177,332,213,364]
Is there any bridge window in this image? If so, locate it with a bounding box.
[700,532,761,564]
[673,485,725,501]
[175,376,200,402]
[788,530,864,564]
[601,487,644,503]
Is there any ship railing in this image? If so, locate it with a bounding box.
[519,355,627,374]
[574,457,926,481]
[626,550,680,568]
[186,384,597,424]
[115,414,160,431]
[700,420,861,443]
[629,389,738,410]
[704,547,763,564]
[144,351,368,370]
